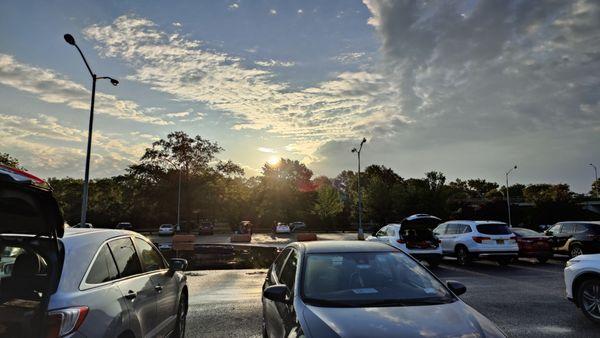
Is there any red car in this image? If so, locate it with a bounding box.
[511,227,553,263]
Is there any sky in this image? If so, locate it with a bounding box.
[0,0,598,193]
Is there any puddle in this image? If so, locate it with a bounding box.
[159,244,279,270]
[534,325,572,334]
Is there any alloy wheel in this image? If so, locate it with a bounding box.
[580,281,600,321]
[176,294,187,338]
[457,247,469,266]
[570,245,583,258]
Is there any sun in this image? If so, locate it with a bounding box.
[267,156,280,166]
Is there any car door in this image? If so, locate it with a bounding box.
[442,224,459,252]
[264,248,291,337]
[132,237,177,336]
[545,224,562,249]
[277,249,299,337]
[108,237,158,337]
[433,224,448,252]
[556,223,575,251]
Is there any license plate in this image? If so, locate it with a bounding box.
[496,239,504,245]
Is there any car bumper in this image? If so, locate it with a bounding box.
[519,250,553,258]
[472,251,518,258]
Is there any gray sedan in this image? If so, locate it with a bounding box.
[262,241,506,338]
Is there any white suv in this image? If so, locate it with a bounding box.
[564,254,600,324]
[366,214,443,267]
[433,221,518,266]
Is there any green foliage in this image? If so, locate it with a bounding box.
[591,179,600,197]
[0,152,22,169]
[313,184,343,227]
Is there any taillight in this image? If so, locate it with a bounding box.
[397,238,406,244]
[472,236,491,244]
[46,306,88,338]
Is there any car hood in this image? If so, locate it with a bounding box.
[570,254,600,262]
[302,301,505,338]
[0,165,64,238]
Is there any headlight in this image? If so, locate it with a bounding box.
[566,259,580,267]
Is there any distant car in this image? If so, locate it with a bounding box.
[564,254,600,324]
[73,222,93,228]
[158,242,173,251]
[433,221,518,266]
[198,221,214,235]
[159,224,175,236]
[0,164,189,337]
[367,214,443,267]
[275,222,291,234]
[511,227,553,263]
[545,222,600,258]
[0,246,24,278]
[115,222,133,230]
[262,241,506,338]
[238,221,253,234]
[290,221,306,232]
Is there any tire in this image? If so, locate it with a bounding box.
[570,244,584,258]
[455,246,471,266]
[426,258,442,268]
[262,322,268,338]
[497,258,511,266]
[537,257,549,264]
[577,278,600,324]
[174,293,188,338]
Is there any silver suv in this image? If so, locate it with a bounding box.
[0,165,189,338]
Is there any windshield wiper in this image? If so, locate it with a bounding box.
[361,296,455,307]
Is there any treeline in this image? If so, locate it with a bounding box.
[2,133,599,230]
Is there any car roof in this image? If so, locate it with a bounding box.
[443,220,507,225]
[557,221,600,225]
[61,227,139,244]
[295,240,395,254]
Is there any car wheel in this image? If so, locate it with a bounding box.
[497,258,511,266]
[577,278,600,324]
[174,293,188,338]
[537,257,549,264]
[262,321,268,338]
[570,244,583,258]
[456,246,470,266]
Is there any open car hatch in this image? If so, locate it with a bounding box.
[0,165,64,238]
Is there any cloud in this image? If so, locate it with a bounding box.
[172,22,182,27]
[0,54,171,125]
[257,147,276,153]
[332,52,367,64]
[0,113,152,176]
[255,59,295,67]
[297,9,304,15]
[166,111,190,118]
[83,15,402,154]
[228,3,239,10]
[269,9,277,15]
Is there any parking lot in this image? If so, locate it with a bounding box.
[184,257,599,338]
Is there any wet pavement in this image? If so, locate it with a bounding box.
[185,257,599,338]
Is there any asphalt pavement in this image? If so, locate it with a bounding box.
[184,258,599,338]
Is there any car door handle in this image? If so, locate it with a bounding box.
[154,285,163,292]
[124,291,137,300]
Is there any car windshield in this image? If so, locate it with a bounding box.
[513,228,542,237]
[476,224,512,235]
[301,251,454,307]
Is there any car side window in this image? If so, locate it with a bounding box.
[86,244,119,284]
[272,248,291,280]
[463,225,472,233]
[108,238,143,278]
[549,224,561,234]
[279,250,298,290]
[446,224,459,234]
[133,237,165,272]
[574,224,586,233]
[560,224,574,234]
[386,226,396,237]
[376,226,388,237]
[433,224,446,235]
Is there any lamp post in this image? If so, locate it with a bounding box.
[591,163,598,197]
[176,168,182,232]
[64,34,118,227]
[505,165,517,227]
[352,138,367,240]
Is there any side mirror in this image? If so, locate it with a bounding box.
[169,258,188,272]
[446,280,466,296]
[263,284,290,303]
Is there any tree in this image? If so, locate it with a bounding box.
[591,179,600,197]
[0,152,22,168]
[313,184,343,227]
[467,179,499,197]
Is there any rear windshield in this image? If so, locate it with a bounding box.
[586,224,600,234]
[476,224,512,235]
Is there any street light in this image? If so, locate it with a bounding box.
[64,34,118,227]
[505,165,517,227]
[591,163,598,197]
[351,137,367,240]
